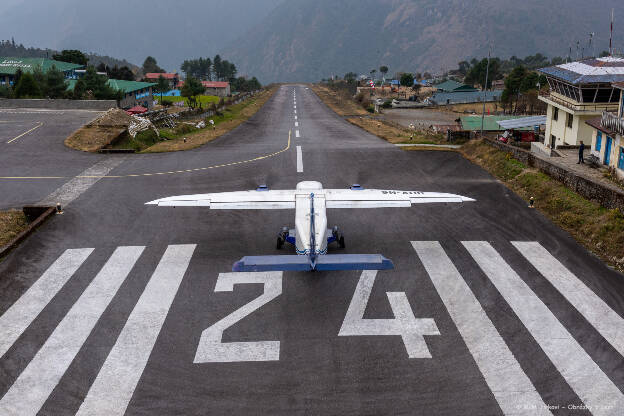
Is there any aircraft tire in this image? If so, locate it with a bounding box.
[338,236,345,248]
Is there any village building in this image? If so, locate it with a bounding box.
[66,79,157,109]
[0,57,83,86]
[538,57,624,148]
[585,81,624,179]
[144,72,179,89]
[435,80,478,93]
[175,80,231,97]
[202,81,230,97]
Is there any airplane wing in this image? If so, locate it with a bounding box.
[145,189,296,209]
[324,188,475,208]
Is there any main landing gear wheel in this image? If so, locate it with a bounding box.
[276,236,285,249]
[338,235,345,248]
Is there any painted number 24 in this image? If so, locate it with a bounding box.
[194,270,439,363]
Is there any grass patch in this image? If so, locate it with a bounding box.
[461,139,624,271]
[346,117,445,145]
[310,84,368,116]
[156,95,220,107]
[0,210,29,248]
[143,87,278,153]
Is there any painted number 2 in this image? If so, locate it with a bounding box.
[194,272,282,363]
[339,270,440,358]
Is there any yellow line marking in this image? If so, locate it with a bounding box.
[6,122,44,144]
[0,131,292,180]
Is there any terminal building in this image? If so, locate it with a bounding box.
[538,57,624,148]
[0,57,83,86]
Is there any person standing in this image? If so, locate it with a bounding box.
[578,141,585,164]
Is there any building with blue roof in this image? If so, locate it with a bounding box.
[538,56,624,148]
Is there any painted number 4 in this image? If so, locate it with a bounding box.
[194,270,439,363]
[339,270,440,358]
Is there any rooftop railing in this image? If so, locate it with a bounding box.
[539,92,620,113]
[602,111,624,136]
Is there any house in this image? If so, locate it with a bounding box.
[585,81,624,179]
[66,79,157,109]
[538,57,624,148]
[202,81,230,97]
[144,72,179,89]
[434,80,478,93]
[175,80,231,97]
[491,79,505,90]
[107,79,157,109]
[0,57,83,86]
[429,90,502,105]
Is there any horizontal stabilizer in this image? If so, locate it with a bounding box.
[314,254,394,271]
[233,255,312,272]
[232,254,394,272]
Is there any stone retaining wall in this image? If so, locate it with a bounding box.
[485,139,624,212]
[0,98,117,110]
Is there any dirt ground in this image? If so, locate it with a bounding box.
[310,85,368,116]
[0,210,28,248]
[65,108,133,152]
[346,117,444,145]
[382,108,458,128]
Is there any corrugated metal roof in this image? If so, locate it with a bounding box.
[539,57,624,85]
[145,73,177,79]
[430,90,501,105]
[496,115,546,129]
[461,115,530,131]
[0,57,83,75]
[107,79,156,93]
[202,81,229,88]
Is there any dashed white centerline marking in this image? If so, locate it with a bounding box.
[296,130,300,138]
[294,116,297,120]
[296,146,303,173]
[294,110,297,114]
[295,122,299,127]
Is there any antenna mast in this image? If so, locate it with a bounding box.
[610,9,614,56]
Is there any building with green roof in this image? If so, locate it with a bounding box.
[435,80,478,93]
[0,57,83,86]
[66,78,157,109]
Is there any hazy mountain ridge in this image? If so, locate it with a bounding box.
[224,0,622,82]
[1,0,621,82]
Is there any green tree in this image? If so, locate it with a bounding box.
[142,56,164,74]
[379,66,388,80]
[400,72,414,87]
[73,78,87,99]
[344,72,357,83]
[213,55,223,80]
[83,66,121,100]
[14,72,41,98]
[503,66,527,113]
[46,65,67,98]
[457,61,470,76]
[465,58,501,89]
[154,75,170,102]
[52,50,88,66]
[109,65,135,81]
[181,76,205,108]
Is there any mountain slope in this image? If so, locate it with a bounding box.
[0,0,283,72]
[224,0,623,82]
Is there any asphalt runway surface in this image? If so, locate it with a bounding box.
[1,86,623,415]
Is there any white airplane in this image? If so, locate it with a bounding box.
[146,181,475,271]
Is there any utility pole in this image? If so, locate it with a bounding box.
[480,46,491,139]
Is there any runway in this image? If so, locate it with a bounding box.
[0,86,623,415]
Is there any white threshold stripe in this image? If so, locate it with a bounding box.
[0,246,145,416]
[296,146,303,173]
[513,242,624,357]
[0,248,94,358]
[38,157,126,207]
[296,130,300,138]
[412,242,549,415]
[463,241,624,415]
[77,245,196,416]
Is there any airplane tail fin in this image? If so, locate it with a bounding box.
[232,254,394,272]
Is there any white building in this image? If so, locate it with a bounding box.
[586,81,624,180]
[538,57,624,148]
